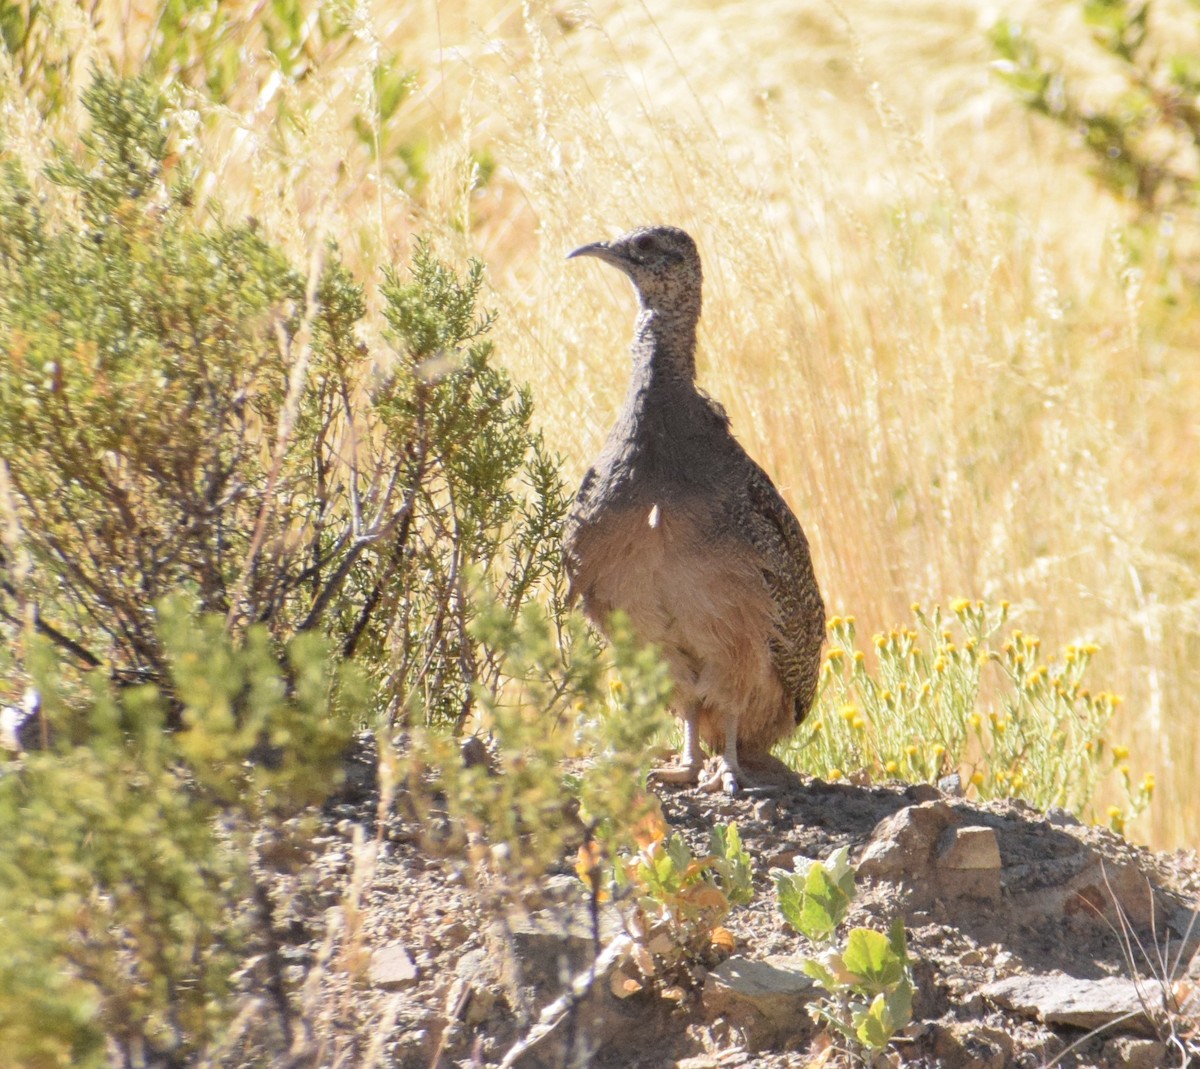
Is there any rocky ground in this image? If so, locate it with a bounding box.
[284,747,1200,1069]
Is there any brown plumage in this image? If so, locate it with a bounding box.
[564,225,826,792]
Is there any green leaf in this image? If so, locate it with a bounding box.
[710,823,754,905]
[853,992,894,1049]
[886,973,914,1029]
[799,951,843,993]
[842,927,906,992]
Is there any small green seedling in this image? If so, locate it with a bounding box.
[773,844,856,945]
[773,847,915,1056]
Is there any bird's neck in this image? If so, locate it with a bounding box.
[628,307,699,393]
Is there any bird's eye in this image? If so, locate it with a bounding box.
[633,234,655,253]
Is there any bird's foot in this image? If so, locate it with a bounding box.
[649,759,702,787]
[698,756,785,796]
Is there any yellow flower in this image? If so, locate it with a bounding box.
[969,771,984,787]
[840,703,859,721]
[968,713,982,731]
[829,768,844,782]
[885,760,899,774]
[873,634,887,649]
[994,719,1007,736]
[854,651,865,663]
[910,601,922,615]
[950,597,970,615]
[812,719,824,733]
[828,615,843,630]
[904,745,918,757]
[826,648,844,662]
[852,717,866,732]
[1141,774,1155,796]
[609,679,624,695]
[1111,745,1129,761]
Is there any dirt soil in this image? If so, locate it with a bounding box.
[277,743,1200,1069]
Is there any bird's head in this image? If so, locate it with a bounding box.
[568,225,702,317]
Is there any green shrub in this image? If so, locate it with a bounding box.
[0,73,581,1064]
[990,1,1200,217]
[0,597,358,1069]
[0,73,566,728]
[409,600,671,889]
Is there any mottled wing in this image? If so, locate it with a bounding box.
[562,466,598,608]
[740,463,826,724]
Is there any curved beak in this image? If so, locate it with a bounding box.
[568,240,625,266]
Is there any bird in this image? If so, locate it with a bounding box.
[564,225,826,793]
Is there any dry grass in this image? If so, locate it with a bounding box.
[5,0,1200,847]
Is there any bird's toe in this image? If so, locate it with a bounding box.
[649,760,702,787]
[698,757,740,794]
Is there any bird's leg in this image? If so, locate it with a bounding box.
[649,704,703,785]
[697,714,785,795]
[699,713,743,794]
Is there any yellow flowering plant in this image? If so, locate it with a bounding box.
[777,601,1152,834]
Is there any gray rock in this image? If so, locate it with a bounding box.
[931,1020,1014,1069]
[1047,807,1082,827]
[1103,1036,1168,1069]
[857,802,956,904]
[369,942,419,990]
[496,933,654,1069]
[938,825,1002,901]
[753,798,778,823]
[452,948,500,1026]
[981,973,1159,1035]
[491,901,623,995]
[702,954,818,1049]
[906,782,943,803]
[940,825,1001,870]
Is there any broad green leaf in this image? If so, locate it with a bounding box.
[853,992,894,1049]
[886,975,914,1028]
[842,927,906,991]
[799,955,840,992]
